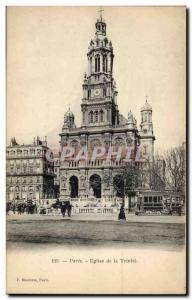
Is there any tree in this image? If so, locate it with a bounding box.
[151,144,186,192]
[164,145,185,192]
[151,155,166,190]
[102,143,186,210]
[104,162,140,209]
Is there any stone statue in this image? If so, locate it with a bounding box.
[61,176,67,188]
[80,175,86,188]
[89,187,94,198]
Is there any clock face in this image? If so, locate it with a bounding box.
[94,89,100,96]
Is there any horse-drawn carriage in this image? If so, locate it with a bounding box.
[38,198,72,217]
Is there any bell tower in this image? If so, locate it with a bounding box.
[81,10,119,127]
[139,96,155,161]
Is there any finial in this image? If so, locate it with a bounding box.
[67,102,70,111]
[145,95,148,102]
[98,7,104,20]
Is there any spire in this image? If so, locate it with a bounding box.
[98,7,104,21]
[95,8,106,36]
[127,110,137,129]
[10,137,18,146]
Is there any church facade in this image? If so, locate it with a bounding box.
[59,14,155,202]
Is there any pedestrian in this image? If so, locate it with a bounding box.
[12,203,16,214]
[6,203,10,215]
[178,204,182,216]
[168,203,172,216]
[17,204,21,215]
[61,201,67,217]
[67,202,72,217]
[118,203,126,220]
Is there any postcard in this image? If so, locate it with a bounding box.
[6,6,187,294]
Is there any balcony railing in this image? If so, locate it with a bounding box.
[6,170,54,176]
[6,154,46,160]
[60,159,134,168]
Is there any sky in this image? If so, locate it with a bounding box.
[7,6,186,152]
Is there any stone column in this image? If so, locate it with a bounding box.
[83,86,86,99]
[100,54,103,72]
[88,57,90,75]
[90,57,93,74]
[108,53,111,74]
[92,55,95,73]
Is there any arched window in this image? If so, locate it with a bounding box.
[98,56,100,72]
[88,89,91,99]
[89,111,93,123]
[95,55,100,72]
[107,110,110,121]
[89,174,102,198]
[95,111,98,122]
[83,111,85,123]
[103,55,108,72]
[100,110,104,122]
[90,57,92,73]
[145,112,147,122]
[95,56,97,72]
[103,87,106,97]
[113,175,124,198]
[69,176,78,198]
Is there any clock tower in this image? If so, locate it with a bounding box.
[81,12,119,127]
[60,10,157,201]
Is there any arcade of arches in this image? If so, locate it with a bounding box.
[67,174,125,199]
[89,174,101,198]
[69,176,79,198]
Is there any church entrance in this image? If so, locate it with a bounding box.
[69,176,78,198]
[113,175,124,198]
[89,174,101,198]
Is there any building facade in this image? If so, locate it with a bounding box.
[6,137,55,202]
[59,14,155,201]
[53,154,60,197]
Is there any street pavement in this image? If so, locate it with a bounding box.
[7,212,185,224]
[6,212,185,250]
